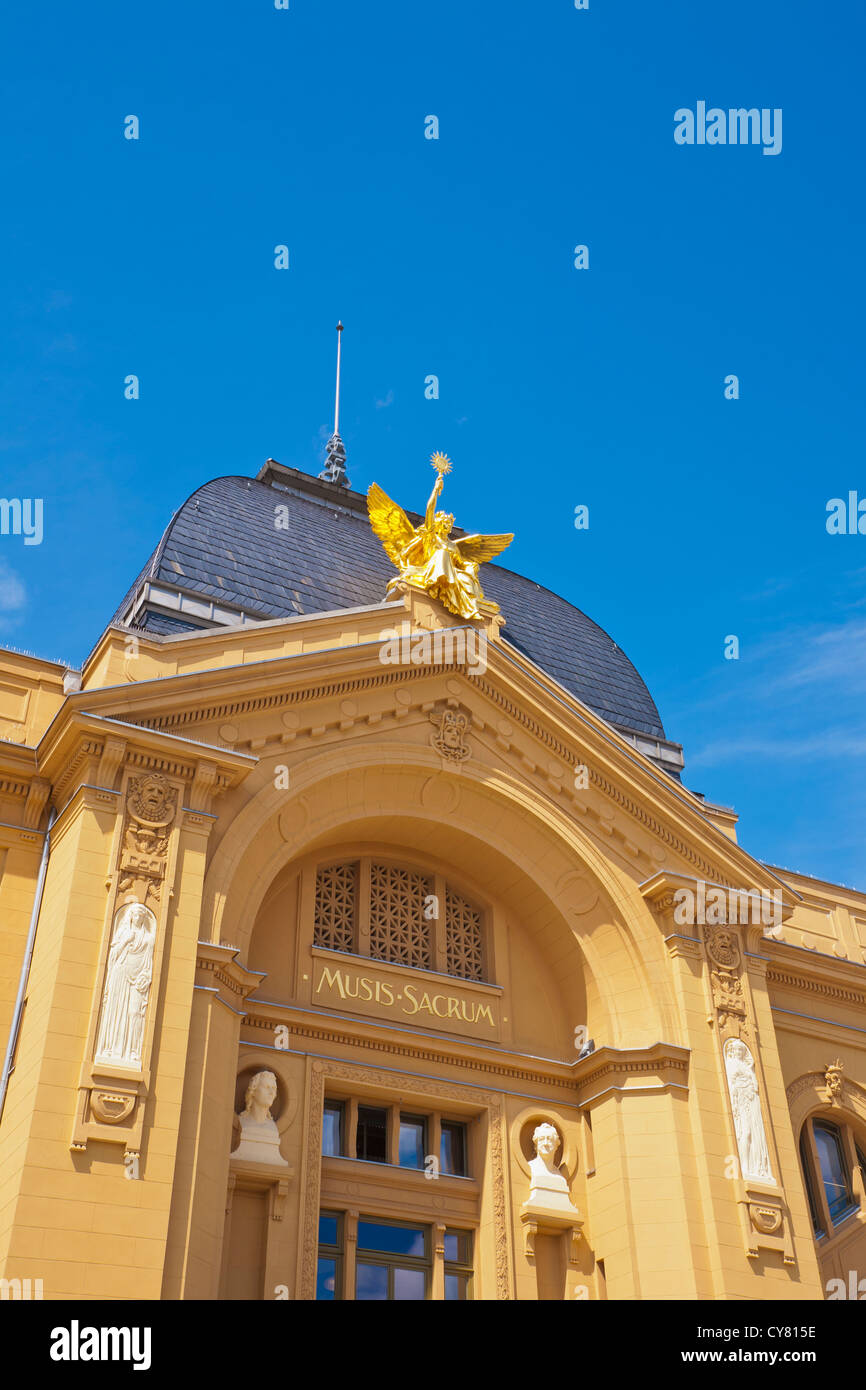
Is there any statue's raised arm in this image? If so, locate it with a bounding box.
[425,471,445,530]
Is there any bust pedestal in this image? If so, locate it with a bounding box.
[233,1117,290,1167]
[521,1126,583,1263]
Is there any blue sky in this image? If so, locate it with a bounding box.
[0,1,864,888]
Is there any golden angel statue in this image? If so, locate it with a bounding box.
[367,454,513,621]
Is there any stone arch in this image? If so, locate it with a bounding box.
[201,741,679,1048]
[788,1072,866,1143]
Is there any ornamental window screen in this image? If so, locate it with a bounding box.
[444,888,483,981]
[369,863,433,970]
[313,858,486,982]
[313,862,358,952]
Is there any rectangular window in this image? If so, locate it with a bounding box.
[356,1218,429,1300]
[322,1100,344,1157]
[398,1114,427,1169]
[356,1105,389,1163]
[357,1220,426,1257]
[443,1228,473,1300]
[440,1120,467,1176]
[316,1210,342,1300]
[317,1213,470,1301]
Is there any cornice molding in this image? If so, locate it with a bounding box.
[570,1042,691,1108]
[35,709,257,808]
[238,997,689,1106]
[79,636,792,894]
[240,999,579,1091]
[767,964,866,1010]
[641,869,799,917]
[196,942,267,1002]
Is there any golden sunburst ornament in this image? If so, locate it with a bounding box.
[430,451,452,476]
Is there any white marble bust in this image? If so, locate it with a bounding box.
[233,1070,288,1166]
[524,1122,576,1215]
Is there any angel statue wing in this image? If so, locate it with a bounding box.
[454,532,514,566]
[367,483,416,566]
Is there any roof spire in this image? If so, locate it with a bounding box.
[318,321,349,487]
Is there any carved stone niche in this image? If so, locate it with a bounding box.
[71,771,182,1156]
[71,897,161,1156]
[518,1120,584,1266]
[232,1069,291,1168]
[227,1070,295,1228]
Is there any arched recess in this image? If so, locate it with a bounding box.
[787,1073,866,1292]
[788,1074,866,1139]
[200,742,680,1050]
[250,837,586,1059]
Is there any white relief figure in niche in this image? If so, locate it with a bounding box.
[524,1121,576,1215]
[234,1070,289,1166]
[94,902,157,1067]
[724,1038,774,1183]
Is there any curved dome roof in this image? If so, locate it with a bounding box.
[115,468,673,751]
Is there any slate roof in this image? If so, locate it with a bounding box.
[115,471,668,742]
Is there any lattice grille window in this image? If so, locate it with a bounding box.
[369,863,433,970]
[444,888,483,981]
[312,856,487,981]
[314,862,358,952]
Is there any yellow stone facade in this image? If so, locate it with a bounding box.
[1,577,865,1301]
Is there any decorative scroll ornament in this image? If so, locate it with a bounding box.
[705,925,741,971]
[94,902,157,1068]
[127,773,176,827]
[118,773,178,910]
[367,453,513,620]
[704,923,750,1045]
[90,1090,137,1125]
[711,968,747,1036]
[824,1057,844,1104]
[430,707,471,763]
[749,1204,782,1235]
[724,1038,773,1184]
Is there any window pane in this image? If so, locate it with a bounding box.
[814,1123,851,1221]
[443,1230,469,1263]
[356,1262,388,1300]
[798,1133,823,1237]
[316,1257,337,1300]
[440,1121,466,1176]
[399,1116,426,1169]
[357,1221,425,1257]
[356,1106,388,1162]
[322,1103,343,1157]
[445,1273,469,1300]
[318,1212,339,1247]
[393,1267,426,1300]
